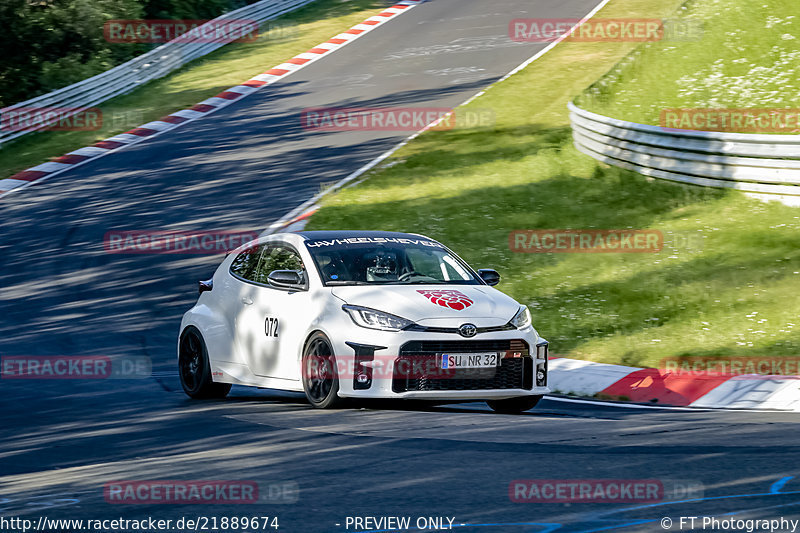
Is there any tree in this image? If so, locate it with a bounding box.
[0,0,257,107]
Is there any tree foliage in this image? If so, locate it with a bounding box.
[0,0,256,107]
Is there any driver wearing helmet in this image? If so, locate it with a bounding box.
[365,251,399,282]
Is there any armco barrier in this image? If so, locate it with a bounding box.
[568,102,800,198]
[0,0,315,146]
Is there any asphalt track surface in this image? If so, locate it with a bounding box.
[1,0,799,531]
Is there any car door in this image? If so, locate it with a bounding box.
[214,242,263,363]
[233,242,311,381]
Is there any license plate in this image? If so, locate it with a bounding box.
[440,352,500,369]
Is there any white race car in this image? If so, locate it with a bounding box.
[178,231,549,412]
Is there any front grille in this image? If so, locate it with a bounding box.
[405,324,515,335]
[393,340,532,393]
[400,339,528,353]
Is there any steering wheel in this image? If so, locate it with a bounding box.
[398,271,420,282]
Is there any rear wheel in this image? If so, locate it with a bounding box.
[302,333,343,409]
[486,395,542,414]
[178,326,231,399]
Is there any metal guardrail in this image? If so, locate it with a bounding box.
[569,102,800,197]
[0,0,315,146]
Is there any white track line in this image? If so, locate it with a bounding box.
[266,0,615,233]
[545,396,800,413]
[544,396,712,411]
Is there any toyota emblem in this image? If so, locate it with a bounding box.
[458,323,477,338]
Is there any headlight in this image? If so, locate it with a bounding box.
[342,305,414,331]
[510,305,532,330]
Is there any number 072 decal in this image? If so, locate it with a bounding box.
[265,317,279,337]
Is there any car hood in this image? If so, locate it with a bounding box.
[330,284,521,326]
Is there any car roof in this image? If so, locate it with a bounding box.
[295,230,433,241]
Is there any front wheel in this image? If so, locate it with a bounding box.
[302,332,344,409]
[486,395,542,414]
[178,326,231,399]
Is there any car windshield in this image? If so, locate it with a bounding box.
[304,236,481,286]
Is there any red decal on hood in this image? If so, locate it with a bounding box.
[417,289,474,311]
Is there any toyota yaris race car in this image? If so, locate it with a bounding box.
[178,231,549,412]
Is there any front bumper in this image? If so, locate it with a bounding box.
[330,327,549,400]
[391,388,547,400]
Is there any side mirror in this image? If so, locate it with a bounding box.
[198,278,213,294]
[267,270,306,290]
[477,268,500,286]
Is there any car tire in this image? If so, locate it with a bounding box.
[178,326,231,399]
[302,332,344,409]
[486,395,542,414]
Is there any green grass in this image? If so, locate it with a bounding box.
[0,0,392,179]
[575,0,800,127]
[306,0,800,367]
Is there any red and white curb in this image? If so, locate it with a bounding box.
[0,0,424,199]
[279,207,318,233]
[549,358,800,411]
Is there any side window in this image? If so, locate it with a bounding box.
[258,245,305,281]
[230,244,264,282]
[231,243,306,286]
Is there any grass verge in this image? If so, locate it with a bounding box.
[306,0,800,367]
[0,0,392,180]
[575,0,799,127]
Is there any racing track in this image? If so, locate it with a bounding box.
[1,0,799,531]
